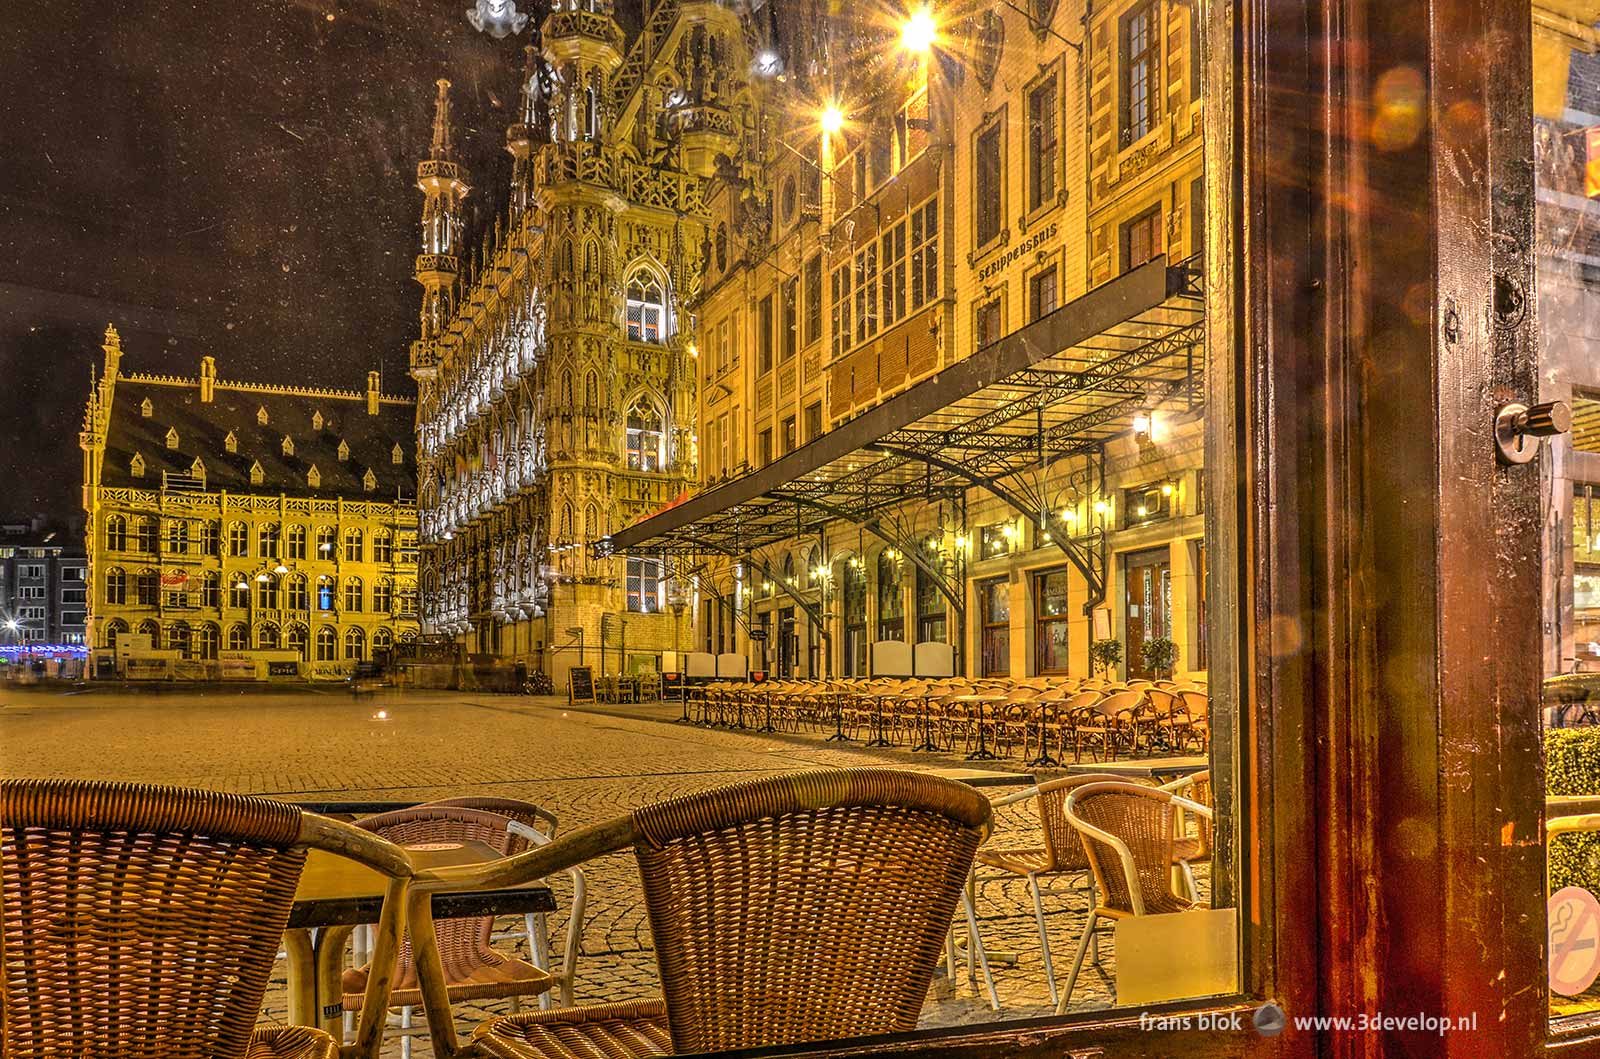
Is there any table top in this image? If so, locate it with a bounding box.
[290,838,555,930]
[1066,756,1209,779]
[921,766,1034,788]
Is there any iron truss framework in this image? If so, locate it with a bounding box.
[596,255,1205,613]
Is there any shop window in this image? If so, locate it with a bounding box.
[1033,567,1073,674]
[227,623,249,652]
[843,559,868,676]
[316,625,337,661]
[1120,0,1159,146]
[1574,392,1600,454]
[876,551,904,642]
[915,548,948,643]
[257,622,280,649]
[344,626,365,661]
[287,624,308,659]
[195,624,219,660]
[979,578,1010,676]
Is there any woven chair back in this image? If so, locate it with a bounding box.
[1067,784,1178,916]
[357,805,530,966]
[1179,690,1210,718]
[0,779,307,1059]
[1035,774,1129,873]
[428,796,558,841]
[1182,770,1214,858]
[630,769,990,1053]
[1096,689,1145,719]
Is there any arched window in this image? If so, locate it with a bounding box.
[168,621,191,658]
[317,576,335,611]
[201,521,221,557]
[344,626,366,661]
[287,524,307,560]
[877,551,904,641]
[258,522,280,558]
[201,571,221,609]
[373,627,394,654]
[843,558,868,676]
[165,520,190,555]
[136,619,160,648]
[626,270,666,343]
[315,525,337,558]
[257,622,280,649]
[227,623,249,652]
[256,572,278,610]
[102,617,128,649]
[343,528,364,563]
[105,515,127,552]
[782,554,796,586]
[625,396,664,472]
[914,537,948,643]
[135,516,159,554]
[286,624,309,660]
[373,530,394,564]
[343,577,364,612]
[316,625,338,662]
[229,574,251,610]
[373,578,394,613]
[626,558,662,613]
[288,574,308,611]
[195,623,219,660]
[105,567,126,605]
[228,521,249,557]
[134,569,158,607]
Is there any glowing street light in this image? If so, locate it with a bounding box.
[900,6,938,53]
[820,104,845,135]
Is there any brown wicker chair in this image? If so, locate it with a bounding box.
[1161,770,1214,898]
[1056,781,1212,1012]
[974,773,1130,1007]
[406,768,992,1059]
[341,805,555,1057]
[0,778,412,1059]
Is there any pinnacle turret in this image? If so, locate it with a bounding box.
[412,78,471,386]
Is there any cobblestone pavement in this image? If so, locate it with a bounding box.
[0,687,1210,1055]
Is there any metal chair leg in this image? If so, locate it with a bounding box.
[962,888,1001,1011]
[1029,874,1059,1008]
[400,1005,413,1059]
[1057,910,1100,1015]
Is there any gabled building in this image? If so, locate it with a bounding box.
[79,326,420,677]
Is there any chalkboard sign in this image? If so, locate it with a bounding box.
[747,628,769,641]
[568,665,596,704]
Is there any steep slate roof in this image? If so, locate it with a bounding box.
[102,376,416,500]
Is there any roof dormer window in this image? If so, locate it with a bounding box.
[306,464,321,488]
[249,460,264,486]
[256,406,269,426]
[165,427,179,450]
[363,468,377,492]
[139,398,153,418]
[190,457,206,478]
[392,443,405,465]
[282,435,295,457]
[312,410,324,431]
[337,439,350,462]
[224,430,238,454]
[130,452,145,477]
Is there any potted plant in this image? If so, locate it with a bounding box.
[1089,638,1123,679]
[1140,635,1178,679]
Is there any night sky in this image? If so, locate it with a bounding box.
[0,0,582,522]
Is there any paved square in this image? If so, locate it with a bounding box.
[0,687,1200,1055]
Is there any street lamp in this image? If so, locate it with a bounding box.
[899,5,938,54]
[820,104,845,135]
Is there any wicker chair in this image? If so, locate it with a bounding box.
[427,797,586,1008]
[974,774,1130,1007]
[341,805,555,1057]
[1161,770,1214,899]
[406,769,993,1059]
[1056,781,1212,1012]
[0,778,411,1059]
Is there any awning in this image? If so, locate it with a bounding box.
[596,254,1205,604]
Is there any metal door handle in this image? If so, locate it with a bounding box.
[1495,400,1571,464]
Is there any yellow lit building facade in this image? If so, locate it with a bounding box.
[684,0,1208,683]
[80,326,421,679]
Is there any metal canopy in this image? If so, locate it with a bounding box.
[596,254,1204,607]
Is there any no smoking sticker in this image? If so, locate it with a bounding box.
[1549,886,1600,996]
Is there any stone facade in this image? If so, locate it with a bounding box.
[79,326,420,677]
